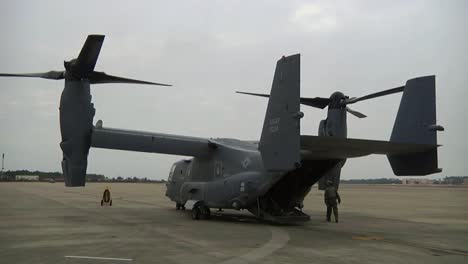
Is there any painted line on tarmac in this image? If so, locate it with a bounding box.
[381,239,468,257]
[65,255,132,261]
[352,235,468,256]
[218,226,290,264]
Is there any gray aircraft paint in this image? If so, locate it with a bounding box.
[0,35,443,223]
[60,79,94,187]
[259,54,302,172]
[388,75,442,175]
[0,35,170,186]
[316,94,348,189]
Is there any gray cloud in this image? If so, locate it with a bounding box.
[0,0,466,180]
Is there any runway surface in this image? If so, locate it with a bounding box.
[0,182,467,263]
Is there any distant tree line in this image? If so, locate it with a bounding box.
[107,176,166,183]
[340,178,402,184]
[340,176,467,185]
[2,170,63,178]
[0,169,166,183]
[1,170,465,185]
[437,176,467,185]
[1,170,105,182]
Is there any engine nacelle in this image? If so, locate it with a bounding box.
[317,115,346,190]
[59,80,95,186]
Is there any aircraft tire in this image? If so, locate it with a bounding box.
[101,200,103,206]
[176,204,181,210]
[192,206,201,220]
[110,200,112,206]
[201,206,211,220]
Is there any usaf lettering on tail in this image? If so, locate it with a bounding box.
[0,35,444,224]
[269,118,280,133]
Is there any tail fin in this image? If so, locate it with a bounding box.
[388,75,443,175]
[259,54,302,171]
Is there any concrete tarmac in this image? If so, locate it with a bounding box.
[0,182,467,264]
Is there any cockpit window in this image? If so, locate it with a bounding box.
[168,164,176,180]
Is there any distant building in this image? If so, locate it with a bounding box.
[464,178,468,185]
[401,178,434,185]
[15,175,39,181]
[87,174,105,182]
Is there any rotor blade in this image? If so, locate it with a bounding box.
[300,97,330,109]
[236,91,330,109]
[0,71,64,80]
[346,106,367,118]
[89,71,171,86]
[236,91,270,98]
[74,35,105,76]
[345,86,405,105]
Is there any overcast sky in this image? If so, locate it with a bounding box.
[0,0,466,180]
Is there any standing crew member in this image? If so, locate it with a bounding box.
[324,180,341,222]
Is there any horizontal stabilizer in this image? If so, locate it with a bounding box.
[300,135,437,160]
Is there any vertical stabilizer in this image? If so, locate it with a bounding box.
[259,54,302,171]
[388,75,443,175]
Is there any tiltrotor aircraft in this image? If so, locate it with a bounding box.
[1,35,444,223]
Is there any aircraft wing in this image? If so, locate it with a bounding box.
[91,126,217,157]
[300,135,437,160]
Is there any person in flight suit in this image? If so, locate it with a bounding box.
[324,180,341,222]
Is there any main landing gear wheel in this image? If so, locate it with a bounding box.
[191,206,201,220]
[176,203,186,210]
[201,206,211,220]
[192,203,211,221]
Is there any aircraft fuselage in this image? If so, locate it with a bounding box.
[165,137,340,222]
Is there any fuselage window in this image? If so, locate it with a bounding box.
[215,161,223,177]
